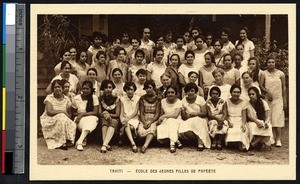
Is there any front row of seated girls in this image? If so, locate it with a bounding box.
[40,78,273,154]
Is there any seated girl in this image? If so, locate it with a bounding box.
[72,81,99,151]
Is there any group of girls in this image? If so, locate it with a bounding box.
[40,26,287,154]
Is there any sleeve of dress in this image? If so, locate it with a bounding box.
[175,100,183,109]
[262,99,270,111]
[71,96,78,109]
[146,63,153,72]
[178,65,184,75]
[249,41,255,50]
[197,96,206,106]
[242,100,248,110]
[93,95,99,106]
[66,97,72,108]
[43,95,52,104]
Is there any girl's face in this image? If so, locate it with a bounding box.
[214,72,223,84]
[206,35,213,46]
[97,54,106,64]
[94,36,102,47]
[223,55,233,68]
[187,88,196,98]
[113,39,121,48]
[126,86,135,99]
[117,50,125,61]
[104,83,113,95]
[248,89,258,102]
[183,32,190,43]
[88,70,97,82]
[267,58,276,69]
[191,30,199,39]
[231,87,241,100]
[137,74,146,84]
[234,55,242,67]
[186,53,194,64]
[62,51,71,62]
[53,82,63,95]
[170,55,179,67]
[145,85,155,95]
[62,64,71,74]
[156,37,164,47]
[248,59,257,70]
[221,31,229,42]
[204,54,212,66]
[210,89,220,100]
[122,34,129,43]
[63,83,70,94]
[113,71,122,82]
[195,37,204,49]
[79,52,87,63]
[189,73,198,83]
[161,76,171,87]
[131,39,140,49]
[236,45,244,55]
[239,30,247,40]
[70,48,77,60]
[213,41,222,53]
[155,51,164,63]
[176,38,184,48]
[166,88,176,100]
[242,73,252,85]
[165,33,172,42]
[135,53,144,63]
[82,84,92,96]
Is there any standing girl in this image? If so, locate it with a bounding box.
[111,68,126,98]
[86,68,102,98]
[222,54,241,86]
[199,52,216,98]
[72,81,99,151]
[73,50,89,84]
[207,68,231,101]
[260,56,287,147]
[247,57,263,86]
[128,49,147,83]
[178,50,200,86]
[193,35,208,70]
[87,31,106,66]
[235,27,255,61]
[107,46,128,82]
[91,50,107,83]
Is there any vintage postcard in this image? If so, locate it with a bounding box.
[30,4,296,180]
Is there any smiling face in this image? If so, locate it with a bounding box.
[131,39,140,49]
[137,74,146,84]
[186,88,196,99]
[117,50,125,61]
[113,39,121,49]
[234,55,242,67]
[155,51,164,63]
[191,30,199,39]
[242,73,252,85]
[204,54,212,66]
[231,87,241,100]
[156,36,164,47]
[189,73,198,83]
[70,48,77,60]
[186,53,194,64]
[169,55,179,67]
[161,75,171,87]
[166,87,176,100]
[87,70,97,82]
[97,54,106,64]
[62,63,71,75]
[81,84,92,96]
[112,70,122,83]
[239,29,247,40]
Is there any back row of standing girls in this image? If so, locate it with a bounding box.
[42,26,287,153]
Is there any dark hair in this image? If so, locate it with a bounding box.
[136,68,147,76]
[168,54,181,66]
[220,27,232,38]
[87,68,98,76]
[51,79,64,92]
[59,48,70,59]
[209,86,221,97]
[214,39,223,47]
[165,85,178,97]
[212,68,224,77]
[135,49,145,58]
[223,53,233,63]
[60,79,70,88]
[188,71,199,78]
[184,82,199,93]
[76,50,87,62]
[123,81,137,92]
[185,50,195,59]
[113,46,126,57]
[112,68,123,76]
[143,80,156,90]
[237,27,250,44]
[248,57,260,82]
[96,50,106,60]
[194,35,205,43]
[100,79,115,91]
[229,84,241,94]
[191,27,202,35]
[266,55,276,68]
[248,86,265,120]
[241,71,252,79]
[92,31,102,41]
[81,81,95,112]
[131,37,140,44]
[235,43,245,49]
[233,53,243,61]
[175,36,184,42]
[60,61,71,70]
[153,47,164,58]
[204,52,215,64]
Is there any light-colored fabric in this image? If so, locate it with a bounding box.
[112,82,126,98]
[264,70,285,127]
[222,41,235,54]
[194,50,208,70]
[235,40,255,61]
[51,74,79,93]
[40,94,76,149]
[178,64,199,84]
[223,68,240,85]
[207,84,231,101]
[146,62,166,88]
[120,94,139,119]
[240,83,261,101]
[109,59,128,82]
[225,99,250,150]
[199,65,216,87]
[88,45,106,66]
[128,64,147,84]
[134,83,146,98]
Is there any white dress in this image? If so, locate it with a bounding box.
[207,84,231,101]
[178,64,199,84]
[179,95,211,148]
[223,67,240,85]
[225,99,250,150]
[235,40,255,62]
[246,99,273,146]
[157,99,182,143]
[120,94,140,129]
[146,62,166,88]
[264,70,285,127]
[72,94,99,132]
[51,74,79,94]
[194,50,208,70]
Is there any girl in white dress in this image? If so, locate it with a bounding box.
[146,47,166,88]
[260,56,287,147]
[225,84,250,151]
[193,35,208,70]
[235,27,255,61]
[179,83,211,151]
[157,85,182,153]
[247,86,273,150]
[178,50,199,86]
[72,81,99,151]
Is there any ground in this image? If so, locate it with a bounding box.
[37,123,289,165]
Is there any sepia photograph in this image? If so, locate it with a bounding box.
[30,4,296,180]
